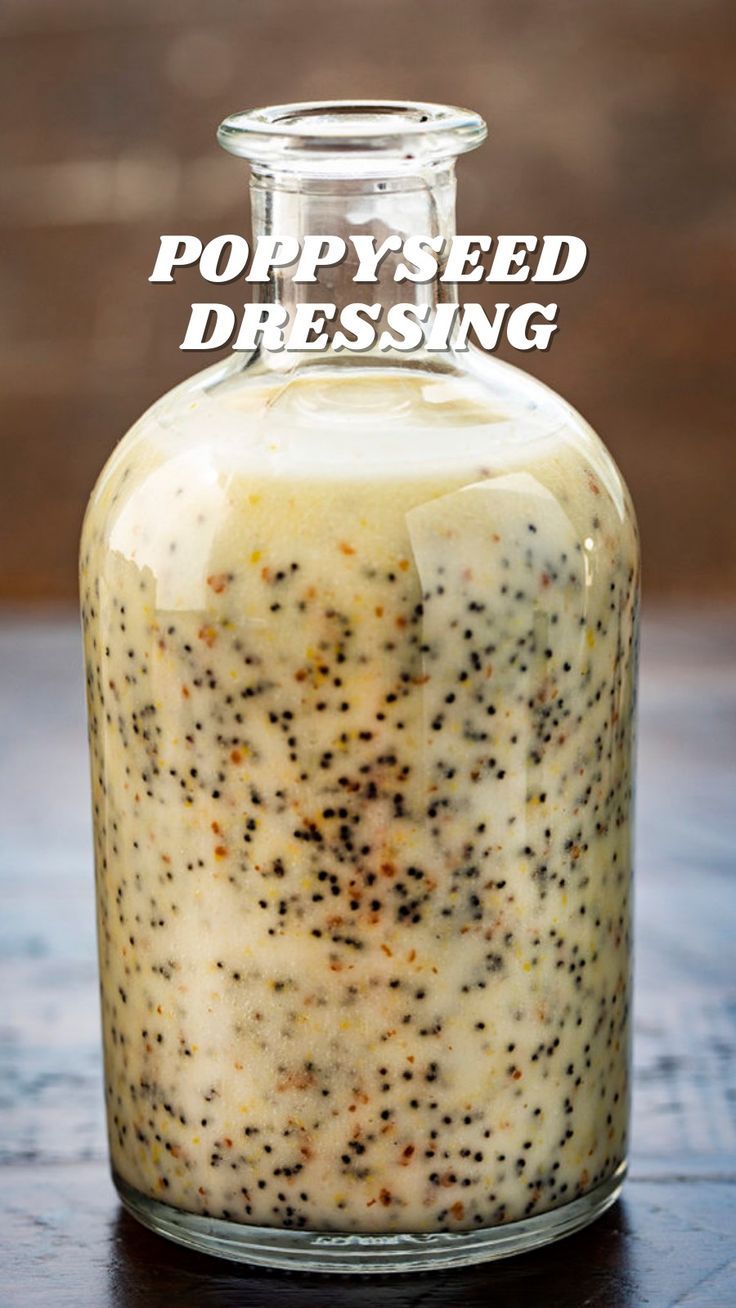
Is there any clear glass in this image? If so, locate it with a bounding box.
[80,101,638,1272]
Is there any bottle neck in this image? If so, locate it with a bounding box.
[249,164,458,320]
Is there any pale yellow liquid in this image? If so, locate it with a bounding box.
[81,368,638,1231]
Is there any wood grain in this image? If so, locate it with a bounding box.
[0,606,735,1304]
[1,1165,735,1308]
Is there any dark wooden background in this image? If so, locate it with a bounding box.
[0,0,735,602]
[1,3,735,1303]
[1,607,735,1305]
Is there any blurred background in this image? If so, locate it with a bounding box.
[0,0,734,602]
[1,7,736,1300]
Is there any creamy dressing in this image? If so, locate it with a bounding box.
[81,368,637,1232]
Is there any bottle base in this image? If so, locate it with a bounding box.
[113,1160,626,1273]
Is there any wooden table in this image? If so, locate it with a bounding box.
[1,608,735,1307]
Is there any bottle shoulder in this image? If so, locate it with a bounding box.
[80,351,638,578]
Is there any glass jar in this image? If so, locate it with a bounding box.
[80,102,639,1273]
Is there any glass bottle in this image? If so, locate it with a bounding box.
[80,102,639,1272]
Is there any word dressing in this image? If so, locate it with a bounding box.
[150,233,588,353]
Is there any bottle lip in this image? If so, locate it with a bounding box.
[217,100,487,175]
